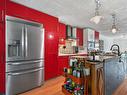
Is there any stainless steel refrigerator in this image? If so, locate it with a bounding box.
[5,16,44,95]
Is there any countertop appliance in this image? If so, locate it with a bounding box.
[6,16,44,95]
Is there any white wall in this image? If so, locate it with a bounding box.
[113,37,127,52]
[100,34,127,52]
[100,34,114,51]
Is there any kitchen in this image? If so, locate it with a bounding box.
[0,0,127,95]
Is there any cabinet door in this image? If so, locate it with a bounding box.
[6,1,28,18]
[0,20,5,93]
[58,56,69,75]
[95,31,99,42]
[45,54,58,80]
[0,0,5,23]
[59,23,66,39]
[0,1,5,93]
[77,28,83,46]
[59,23,66,45]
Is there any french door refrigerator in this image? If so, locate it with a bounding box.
[5,16,44,95]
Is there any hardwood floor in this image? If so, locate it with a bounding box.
[113,79,127,95]
[19,76,127,95]
[19,76,65,95]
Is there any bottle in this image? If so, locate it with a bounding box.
[67,68,72,75]
[63,67,67,74]
[77,69,81,78]
[73,69,77,77]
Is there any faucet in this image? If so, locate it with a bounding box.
[110,44,120,56]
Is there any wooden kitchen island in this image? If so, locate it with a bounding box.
[62,56,125,95]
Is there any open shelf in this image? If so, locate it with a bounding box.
[62,86,72,95]
[65,74,84,84]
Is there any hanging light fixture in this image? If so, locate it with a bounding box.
[111,14,118,33]
[90,0,103,24]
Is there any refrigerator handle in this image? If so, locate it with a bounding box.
[7,68,43,76]
[25,25,28,57]
[8,60,44,65]
[22,26,25,57]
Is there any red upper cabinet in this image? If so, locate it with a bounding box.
[6,0,28,19]
[77,28,83,46]
[95,31,99,42]
[59,23,66,39]
[58,23,66,45]
[0,0,6,23]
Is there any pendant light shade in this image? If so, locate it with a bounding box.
[90,15,103,24]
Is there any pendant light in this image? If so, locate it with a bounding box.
[90,0,103,24]
[111,14,118,33]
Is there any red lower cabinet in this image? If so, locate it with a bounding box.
[0,64,5,93]
[45,54,58,80]
[58,56,69,75]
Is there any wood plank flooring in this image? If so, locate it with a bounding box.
[113,79,127,95]
[19,76,127,95]
[19,76,65,95]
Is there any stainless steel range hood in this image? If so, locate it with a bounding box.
[66,25,77,39]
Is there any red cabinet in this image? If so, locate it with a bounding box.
[59,23,66,39]
[58,23,66,45]
[0,0,5,93]
[58,56,69,75]
[6,0,59,82]
[0,23,5,93]
[45,54,58,80]
[0,2,4,23]
[95,31,99,42]
[77,28,83,46]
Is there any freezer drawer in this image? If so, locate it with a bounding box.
[6,60,44,72]
[6,67,44,95]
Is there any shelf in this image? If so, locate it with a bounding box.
[66,74,84,84]
[62,86,72,95]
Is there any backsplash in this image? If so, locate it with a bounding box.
[59,40,77,54]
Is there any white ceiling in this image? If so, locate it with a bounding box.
[11,0,127,37]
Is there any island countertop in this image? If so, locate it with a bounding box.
[86,55,120,64]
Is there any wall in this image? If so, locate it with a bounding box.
[99,34,113,51]
[99,34,127,52]
[113,37,127,52]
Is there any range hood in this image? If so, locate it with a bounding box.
[66,25,77,39]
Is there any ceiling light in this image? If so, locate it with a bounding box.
[112,28,117,33]
[111,14,118,33]
[90,0,103,24]
[90,15,103,24]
